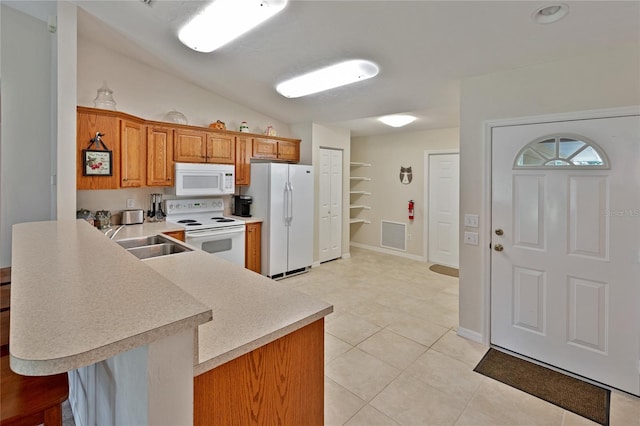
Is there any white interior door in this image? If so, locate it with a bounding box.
[491,115,640,395]
[428,153,460,268]
[319,148,343,263]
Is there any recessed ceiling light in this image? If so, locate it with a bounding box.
[378,115,416,128]
[276,60,379,98]
[179,0,288,53]
[532,3,569,24]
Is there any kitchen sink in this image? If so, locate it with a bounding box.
[116,235,193,259]
[126,243,191,260]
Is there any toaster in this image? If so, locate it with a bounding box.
[122,209,144,225]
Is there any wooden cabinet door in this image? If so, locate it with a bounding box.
[206,132,235,164]
[174,129,206,162]
[77,111,120,190]
[235,136,251,186]
[245,222,261,274]
[120,119,145,188]
[162,230,185,242]
[252,138,278,159]
[147,126,174,187]
[277,140,300,162]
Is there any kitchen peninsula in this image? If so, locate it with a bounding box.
[10,220,332,425]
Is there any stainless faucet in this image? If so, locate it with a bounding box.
[104,225,125,240]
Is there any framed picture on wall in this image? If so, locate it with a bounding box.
[82,149,112,176]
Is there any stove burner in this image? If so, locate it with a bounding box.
[178,219,198,224]
[186,223,202,226]
[216,218,234,223]
[210,217,225,220]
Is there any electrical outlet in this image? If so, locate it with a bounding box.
[407,234,412,241]
[126,198,135,209]
[464,232,479,245]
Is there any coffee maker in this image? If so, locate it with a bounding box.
[234,195,252,217]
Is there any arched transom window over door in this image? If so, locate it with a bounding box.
[513,134,610,169]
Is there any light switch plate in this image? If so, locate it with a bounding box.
[464,214,479,228]
[126,198,135,208]
[464,231,479,245]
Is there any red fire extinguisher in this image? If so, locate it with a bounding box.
[408,200,415,220]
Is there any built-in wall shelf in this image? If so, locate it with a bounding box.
[349,218,371,224]
[350,160,372,225]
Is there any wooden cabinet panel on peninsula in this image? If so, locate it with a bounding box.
[194,319,324,426]
[147,126,174,186]
[245,222,261,273]
[252,137,300,162]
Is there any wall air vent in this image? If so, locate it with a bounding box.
[380,220,406,251]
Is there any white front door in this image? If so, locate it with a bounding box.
[428,153,460,268]
[491,115,640,395]
[319,148,343,263]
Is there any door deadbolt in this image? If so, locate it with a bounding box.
[495,229,504,236]
[494,244,504,252]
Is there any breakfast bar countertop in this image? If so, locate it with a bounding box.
[9,220,212,376]
[10,219,332,377]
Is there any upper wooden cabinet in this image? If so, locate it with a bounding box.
[77,107,301,190]
[173,129,207,163]
[147,126,174,187]
[77,109,121,190]
[120,119,146,188]
[252,137,300,162]
[235,136,252,186]
[206,132,235,164]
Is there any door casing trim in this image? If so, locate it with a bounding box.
[479,105,640,346]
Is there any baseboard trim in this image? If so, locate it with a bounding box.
[457,327,485,345]
[341,252,351,259]
[349,242,425,262]
[311,261,321,268]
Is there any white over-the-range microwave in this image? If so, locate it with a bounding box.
[172,162,235,196]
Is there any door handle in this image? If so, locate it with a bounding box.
[495,229,504,236]
[494,244,504,252]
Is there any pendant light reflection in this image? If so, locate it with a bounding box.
[276,60,380,98]
[179,0,288,53]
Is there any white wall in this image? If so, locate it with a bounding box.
[0,5,54,267]
[350,128,459,259]
[458,44,640,342]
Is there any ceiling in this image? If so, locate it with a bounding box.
[34,1,640,136]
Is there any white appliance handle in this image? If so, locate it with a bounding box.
[283,182,290,225]
[287,182,294,225]
[186,227,245,239]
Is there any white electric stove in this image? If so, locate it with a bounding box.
[166,198,245,265]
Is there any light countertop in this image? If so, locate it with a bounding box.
[10,220,212,376]
[10,219,332,377]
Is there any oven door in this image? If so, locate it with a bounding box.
[186,226,246,266]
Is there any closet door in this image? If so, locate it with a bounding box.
[319,148,343,262]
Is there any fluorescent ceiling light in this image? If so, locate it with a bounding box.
[179,0,288,53]
[276,60,379,98]
[378,115,416,128]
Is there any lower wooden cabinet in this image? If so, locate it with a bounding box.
[162,230,185,242]
[194,319,324,426]
[245,222,261,273]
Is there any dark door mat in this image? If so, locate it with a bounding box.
[428,264,459,277]
[474,348,610,425]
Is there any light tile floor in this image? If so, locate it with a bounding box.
[281,247,640,426]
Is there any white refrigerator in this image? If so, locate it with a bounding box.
[245,163,314,279]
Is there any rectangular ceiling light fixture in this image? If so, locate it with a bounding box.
[179,0,288,53]
[276,59,380,98]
